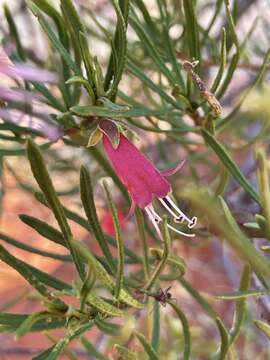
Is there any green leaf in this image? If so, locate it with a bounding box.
[34,191,140,263]
[114,344,138,360]
[0,243,71,292]
[256,148,270,235]
[220,198,270,277]
[179,278,218,319]
[103,180,125,299]
[4,4,26,61]
[0,313,64,333]
[216,289,270,300]
[129,15,175,84]
[201,129,261,205]
[66,75,95,99]
[95,316,122,336]
[104,0,129,99]
[29,5,80,74]
[211,28,227,93]
[27,139,85,279]
[143,217,171,291]
[81,337,109,360]
[78,31,97,93]
[215,317,229,360]
[60,0,84,36]
[80,263,96,311]
[32,81,65,111]
[32,346,56,360]
[19,214,66,247]
[0,231,70,262]
[87,294,124,317]
[254,320,270,340]
[135,207,150,280]
[30,0,69,48]
[106,0,129,99]
[158,0,185,88]
[16,311,50,339]
[168,301,191,360]
[71,104,173,118]
[229,265,251,346]
[151,301,160,352]
[183,0,200,65]
[0,142,51,157]
[150,248,186,279]
[134,330,159,360]
[127,60,182,109]
[70,239,144,309]
[80,166,115,271]
[41,321,94,360]
[99,97,130,112]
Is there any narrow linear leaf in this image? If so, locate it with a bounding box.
[80,165,115,271]
[70,239,144,309]
[114,344,138,360]
[19,214,66,247]
[87,294,124,317]
[103,181,124,299]
[0,231,70,262]
[230,264,252,353]
[127,60,182,110]
[107,0,129,99]
[201,128,261,205]
[0,243,71,292]
[4,4,26,61]
[135,207,150,280]
[211,28,227,93]
[168,300,191,360]
[151,301,160,352]
[34,191,140,263]
[215,317,230,360]
[254,320,270,340]
[0,313,64,333]
[95,316,122,336]
[183,0,200,67]
[16,311,50,339]
[81,337,109,360]
[71,105,173,118]
[134,330,159,360]
[256,148,270,234]
[27,139,84,279]
[129,15,174,84]
[143,217,171,291]
[30,6,80,74]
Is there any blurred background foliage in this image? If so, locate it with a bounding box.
[0,0,270,359]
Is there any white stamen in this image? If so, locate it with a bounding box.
[165,196,197,228]
[147,204,195,238]
[145,206,161,238]
[167,224,195,237]
[159,198,181,220]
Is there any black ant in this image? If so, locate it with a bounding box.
[138,286,174,307]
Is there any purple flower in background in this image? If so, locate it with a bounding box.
[103,133,197,237]
[0,49,57,82]
[0,109,62,141]
[0,48,62,141]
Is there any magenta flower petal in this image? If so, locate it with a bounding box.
[103,134,171,208]
[161,159,186,177]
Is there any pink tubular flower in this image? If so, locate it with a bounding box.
[103,133,197,237]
